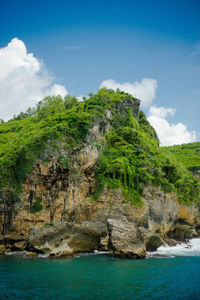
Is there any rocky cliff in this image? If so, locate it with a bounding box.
[0,89,199,257]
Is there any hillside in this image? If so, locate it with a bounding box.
[0,89,199,207]
[0,89,200,258]
[163,142,200,172]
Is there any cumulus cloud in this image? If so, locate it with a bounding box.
[99,78,158,107]
[47,84,67,97]
[149,106,176,118]
[148,106,196,146]
[0,38,67,120]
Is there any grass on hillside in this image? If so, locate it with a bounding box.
[162,142,200,171]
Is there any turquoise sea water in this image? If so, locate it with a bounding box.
[0,253,200,300]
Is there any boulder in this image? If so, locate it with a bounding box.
[33,241,55,254]
[67,232,99,252]
[0,245,6,255]
[28,221,103,254]
[146,234,164,251]
[107,219,146,259]
[50,242,73,257]
[26,251,38,257]
[73,221,107,237]
[13,241,27,251]
[28,222,72,249]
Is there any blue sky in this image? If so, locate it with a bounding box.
[0,0,199,145]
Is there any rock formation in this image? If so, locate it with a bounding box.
[0,89,199,258]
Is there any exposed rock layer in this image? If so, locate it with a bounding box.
[107,218,146,258]
[0,99,199,258]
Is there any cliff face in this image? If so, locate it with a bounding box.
[0,90,200,257]
[7,120,108,235]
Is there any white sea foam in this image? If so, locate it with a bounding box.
[150,238,200,257]
[38,253,49,258]
[93,250,109,255]
[5,251,25,256]
[5,251,49,258]
[74,250,109,258]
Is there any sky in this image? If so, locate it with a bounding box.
[0,0,199,146]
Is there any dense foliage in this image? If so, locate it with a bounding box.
[0,95,91,202]
[163,142,200,172]
[0,89,199,206]
[94,108,199,206]
[30,198,43,214]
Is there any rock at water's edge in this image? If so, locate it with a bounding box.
[50,242,73,257]
[26,252,38,257]
[0,245,6,255]
[107,218,146,259]
[146,234,164,251]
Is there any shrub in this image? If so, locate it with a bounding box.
[30,198,43,214]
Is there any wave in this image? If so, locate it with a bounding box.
[149,238,200,257]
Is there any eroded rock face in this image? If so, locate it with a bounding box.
[107,218,146,259]
[0,234,27,252]
[142,186,179,236]
[28,221,106,256]
[167,223,197,241]
[28,222,72,251]
[0,98,199,259]
[177,205,200,226]
[67,232,99,253]
[13,241,27,251]
[2,180,200,258]
[50,242,73,257]
[2,118,111,237]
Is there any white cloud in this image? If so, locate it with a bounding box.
[149,106,176,118]
[0,38,67,120]
[47,84,67,97]
[99,78,157,107]
[148,106,196,146]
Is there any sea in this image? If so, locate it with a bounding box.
[0,238,200,300]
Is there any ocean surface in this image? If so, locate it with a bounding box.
[1,239,200,300]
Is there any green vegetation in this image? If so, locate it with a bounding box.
[30,198,43,214]
[94,111,199,206]
[42,223,52,228]
[162,142,200,172]
[0,95,92,200]
[0,88,199,206]
[59,156,70,169]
